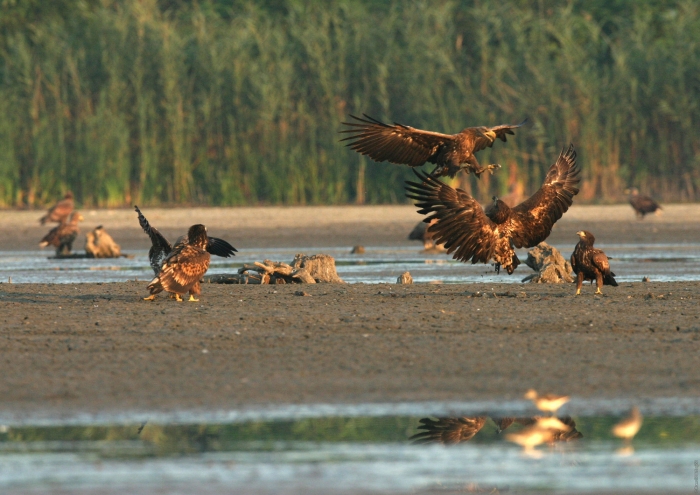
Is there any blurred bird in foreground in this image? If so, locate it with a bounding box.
[39,211,84,256]
[525,389,570,415]
[39,192,74,225]
[505,418,572,456]
[571,230,618,295]
[625,188,662,219]
[612,406,643,442]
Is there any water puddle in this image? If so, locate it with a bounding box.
[0,411,696,494]
[2,243,700,284]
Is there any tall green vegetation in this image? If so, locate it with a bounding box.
[0,0,698,207]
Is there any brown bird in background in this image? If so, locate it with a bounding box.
[39,192,74,225]
[340,114,526,178]
[571,230,618,295]
[39,211,84,256]
[406,144,580,275]
[625,187,662,219]
[145,224,211,302]
[524,389,570,414]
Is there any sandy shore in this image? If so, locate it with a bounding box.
[1,204,699,421]
[2,203,700,251]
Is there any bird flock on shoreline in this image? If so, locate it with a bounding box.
[36,114,663,301]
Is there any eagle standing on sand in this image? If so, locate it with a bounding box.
[145,224,212,302]
[135,206,237,276]
[39,192,74,225]
[340,114,526,178]
[570,230,618,295]
[405,144,580,275]
[39,211,84,255]
[625,187,662,218]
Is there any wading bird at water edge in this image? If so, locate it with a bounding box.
[405,144,580,275]
[340,114,526,178]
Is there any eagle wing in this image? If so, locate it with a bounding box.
[507,144,580,248]
[135,206,172,254]
[340,114,456,167]
[405,170,498,264]
[470,119,528,152]
[156,244,211,294]
[40,197,74,224]
[410,417,487,445]
[591,250,611,275]
[207,237,238,258]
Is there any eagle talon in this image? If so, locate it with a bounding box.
[188,295,199,302]
[575,289,581,296]
[143,294,156,301]
[595,288,603,295]
[175,294,183,302]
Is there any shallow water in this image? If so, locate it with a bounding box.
[0,412,696,494]
[1,242,699,285]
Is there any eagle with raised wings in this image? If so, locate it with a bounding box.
[145,224,212,302]
[340,114,526,178]
[135,206,237,276]
[409,417,487,445]
[405,144,580,275]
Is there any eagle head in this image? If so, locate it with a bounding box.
[576,230,596,245]
[485,196,511,224]
[187,224,209,248]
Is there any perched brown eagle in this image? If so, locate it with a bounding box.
[406,144,580,275]
[145,224,211,302]
[135,206,236,276]
[39,211,84,255]
[625,187,662,218]
[409,417,487,445]
[340,114,526,178]
[570,230,618,295]
[39,192,74,225]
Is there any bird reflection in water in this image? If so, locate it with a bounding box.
[410,415,582,456]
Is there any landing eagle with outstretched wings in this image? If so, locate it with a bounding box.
[405,144,580,275]
[340,114,526,178]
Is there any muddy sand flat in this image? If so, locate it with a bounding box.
[0,280,698,420]
[0,204,699,421]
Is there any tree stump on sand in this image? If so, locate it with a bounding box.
[203,254,344,284]
[397,272,413,284]
[85,226,122,258]
[521,242,574,283]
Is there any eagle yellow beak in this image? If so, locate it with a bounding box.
[576,231,585,238]
[485,130,497,141]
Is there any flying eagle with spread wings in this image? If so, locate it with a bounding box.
[405,144,580,275]
[145,224,212,302]
[135,206,237,276]
[39,192,74,225]
[39,211,84,256]
[409,417,487,445]
[340,114,526,178]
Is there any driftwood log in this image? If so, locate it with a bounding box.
[204,253,344,284]
[521,242,574,283]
